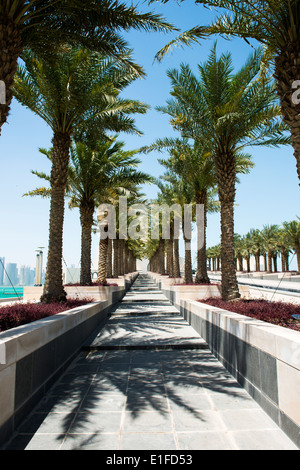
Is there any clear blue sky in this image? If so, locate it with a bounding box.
[0,1,299,271]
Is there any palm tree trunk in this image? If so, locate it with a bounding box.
[219,200,240,300]
[263,254,267,271]
[246,256,250,273]
[118,239,124,275]
[166,239,174,276]
[280,250,286,272]
[79,203,94,285]
[0,19,22,134]
[267,252,273,273]
[195,191,210,284]
[41,131,71,303]
[255,252,260,272]
[183,211,193,284]
[159,238,165,274]
[97,236,108,284]
[113,238,119,277]
[275,49,300,185]
[216,152,240,301]
[106,238,113,278]
[166,219,175,277]
[272,254,278,273]
[124,242,129,274]
[285,252,290,272]
[184,237,193,284]
[173,238,181,277]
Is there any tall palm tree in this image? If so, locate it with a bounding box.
[248,228,264,272]
[144,137,218,283]
[155,0,300,184]
[68,140,152,285]
[156,45,288,300]
[157,174,195,283]
[277,228,292,272]
[14,48,149,302]
[25,139,153,286]
[97,188,151,284]
[0,0,174,133]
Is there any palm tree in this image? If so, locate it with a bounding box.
[156,45,288,300]
[154,181,178,278]
[248,228,264,272]
[0,0,174,133]
[68,140,152,285]
[260,224,280,273]
[145,138,218,284]
[282,220,300,272]
[98,189,151,284]
[234,234,244,272]
[155,0,300,184]
[14,48,149,302]
[207,244,221,272]
[277,228,292,272]
[25,139,153,286]
[157,173,195,283]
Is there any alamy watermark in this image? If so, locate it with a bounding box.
[292,80,300,105]
[97,196,205,251]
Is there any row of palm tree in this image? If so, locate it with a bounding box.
[0,1,176,303]
[14,47,153,302]
[144,43,289,300]
[2,1,299,303]
[207,220,300,274]
[25,139,152,286]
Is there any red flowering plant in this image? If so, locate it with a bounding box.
[0,298,94,332]
[200,298,300,332]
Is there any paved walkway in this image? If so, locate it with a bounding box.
[5,274,298,450]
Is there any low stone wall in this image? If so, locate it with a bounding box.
[155,272,300,449]
[148,272,250,307]
[163,284,251,308]
[23,272,138,303]
[0,272,138,448]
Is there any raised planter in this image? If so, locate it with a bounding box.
[23,272,138,303]
[175,296,300,449]
[0,271,138,448]
[148,272,250,308]
[149,273,300,448]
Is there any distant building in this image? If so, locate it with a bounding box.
[3,263,18,287]
[19,265,35,286]
[0,257,4,285]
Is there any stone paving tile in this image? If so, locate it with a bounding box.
[4,273,299,450]
[120,433,177,450]
[60,433,120,450]
[176,431,234,450]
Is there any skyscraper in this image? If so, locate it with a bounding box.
[19,265,35,286]
[3,263,18,287]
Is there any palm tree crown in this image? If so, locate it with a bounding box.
[156,44,288,299]
[14,47,149,302]
[154,0,300,184]
[0,0,175,133]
